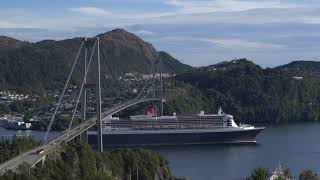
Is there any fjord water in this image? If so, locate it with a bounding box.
[0,127,60,143]
[1,123,319,179]
[149,122,320,180]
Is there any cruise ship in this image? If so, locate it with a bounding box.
[87,107,265,146]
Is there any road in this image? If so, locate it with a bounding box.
[0,118,96,175]
[0,98,160,175]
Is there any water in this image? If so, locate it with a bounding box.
[0,127,60,142]
[148,122,320,180]
[1,123,319,179]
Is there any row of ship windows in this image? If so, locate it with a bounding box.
[103,124,223,128]
[107,121,225,123]
[181,118,225,120]
[102,126,224,131]
[105,121,226,124]
[98,128,227,134]
[107,118,226,123]
[107,123,225,126]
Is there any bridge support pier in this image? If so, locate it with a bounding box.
[79,130,88,143]
[32,155,46,168]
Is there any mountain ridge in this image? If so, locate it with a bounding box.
[0,29,192,91]
[274,60,320,77]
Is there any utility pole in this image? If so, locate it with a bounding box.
[96,37,103,152]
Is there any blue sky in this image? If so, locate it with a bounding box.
[0,0,320,67]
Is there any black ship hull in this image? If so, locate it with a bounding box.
[88,128,264,147]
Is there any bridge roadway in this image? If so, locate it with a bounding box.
[0,98,160,175]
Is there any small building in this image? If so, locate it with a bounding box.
[292,76,303,80]
[3,115,32,130]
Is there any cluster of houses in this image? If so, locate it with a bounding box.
[0,72,175,131]
[121,72,174,81]
[0,91,33,101]
[0,115,32,130]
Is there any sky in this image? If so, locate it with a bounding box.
[0,0,320,67]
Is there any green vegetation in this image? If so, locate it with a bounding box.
[247,167,269,180]
[2,29,320,126]
[158,51,192,74]
[0,29,191,92]
[0,138,319,180]
[0,95,77,131]
[0,101,35,116]
[115,80,210,118]
[0,137,38,164]
[164,81,211,115]
[0,104,10,115]
[0,96,52,116]
[31,115,79,131]
[2,28,320,126]
[299,170,318,180]
[275,61,320,78]
[176,59,320,124]
[1,143,184,180]
[105,59,320,125]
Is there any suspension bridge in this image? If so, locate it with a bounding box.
[0,37,164,175]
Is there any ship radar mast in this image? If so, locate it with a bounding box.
[218,106,224,115]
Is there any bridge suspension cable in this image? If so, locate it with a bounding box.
[134,61,156,99]
[43,40,85,144]
[66,40,98,137]
[99,45,121,86]
[43,37,164,146]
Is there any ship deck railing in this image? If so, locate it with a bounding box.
[88,126,246,135]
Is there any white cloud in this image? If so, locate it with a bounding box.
[164,0,290,14]
[134,30,155,36]
[1,1,319,31]
[139,7,320,25]
[272,32,320,38]
[118,12,175,20]
[0,20,18,28]
[301,17,320,24]
[152,36,286,50]
[68,7,111,16]
[203,38,287,49]
[0,1,319,67]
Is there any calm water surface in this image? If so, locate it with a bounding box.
[0,127,60,142]
[148,122,320,180]
[1,123,319,180]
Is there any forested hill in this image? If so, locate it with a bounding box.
[1,142,181,180]
[275,60,320,77]
[175,59,320,124]
[0,29,192,92]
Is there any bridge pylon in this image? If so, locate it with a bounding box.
[43,37,104,151]
[42,35,165,152]
[96,37,103,152]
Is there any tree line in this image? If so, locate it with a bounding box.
[175,59,320,124]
